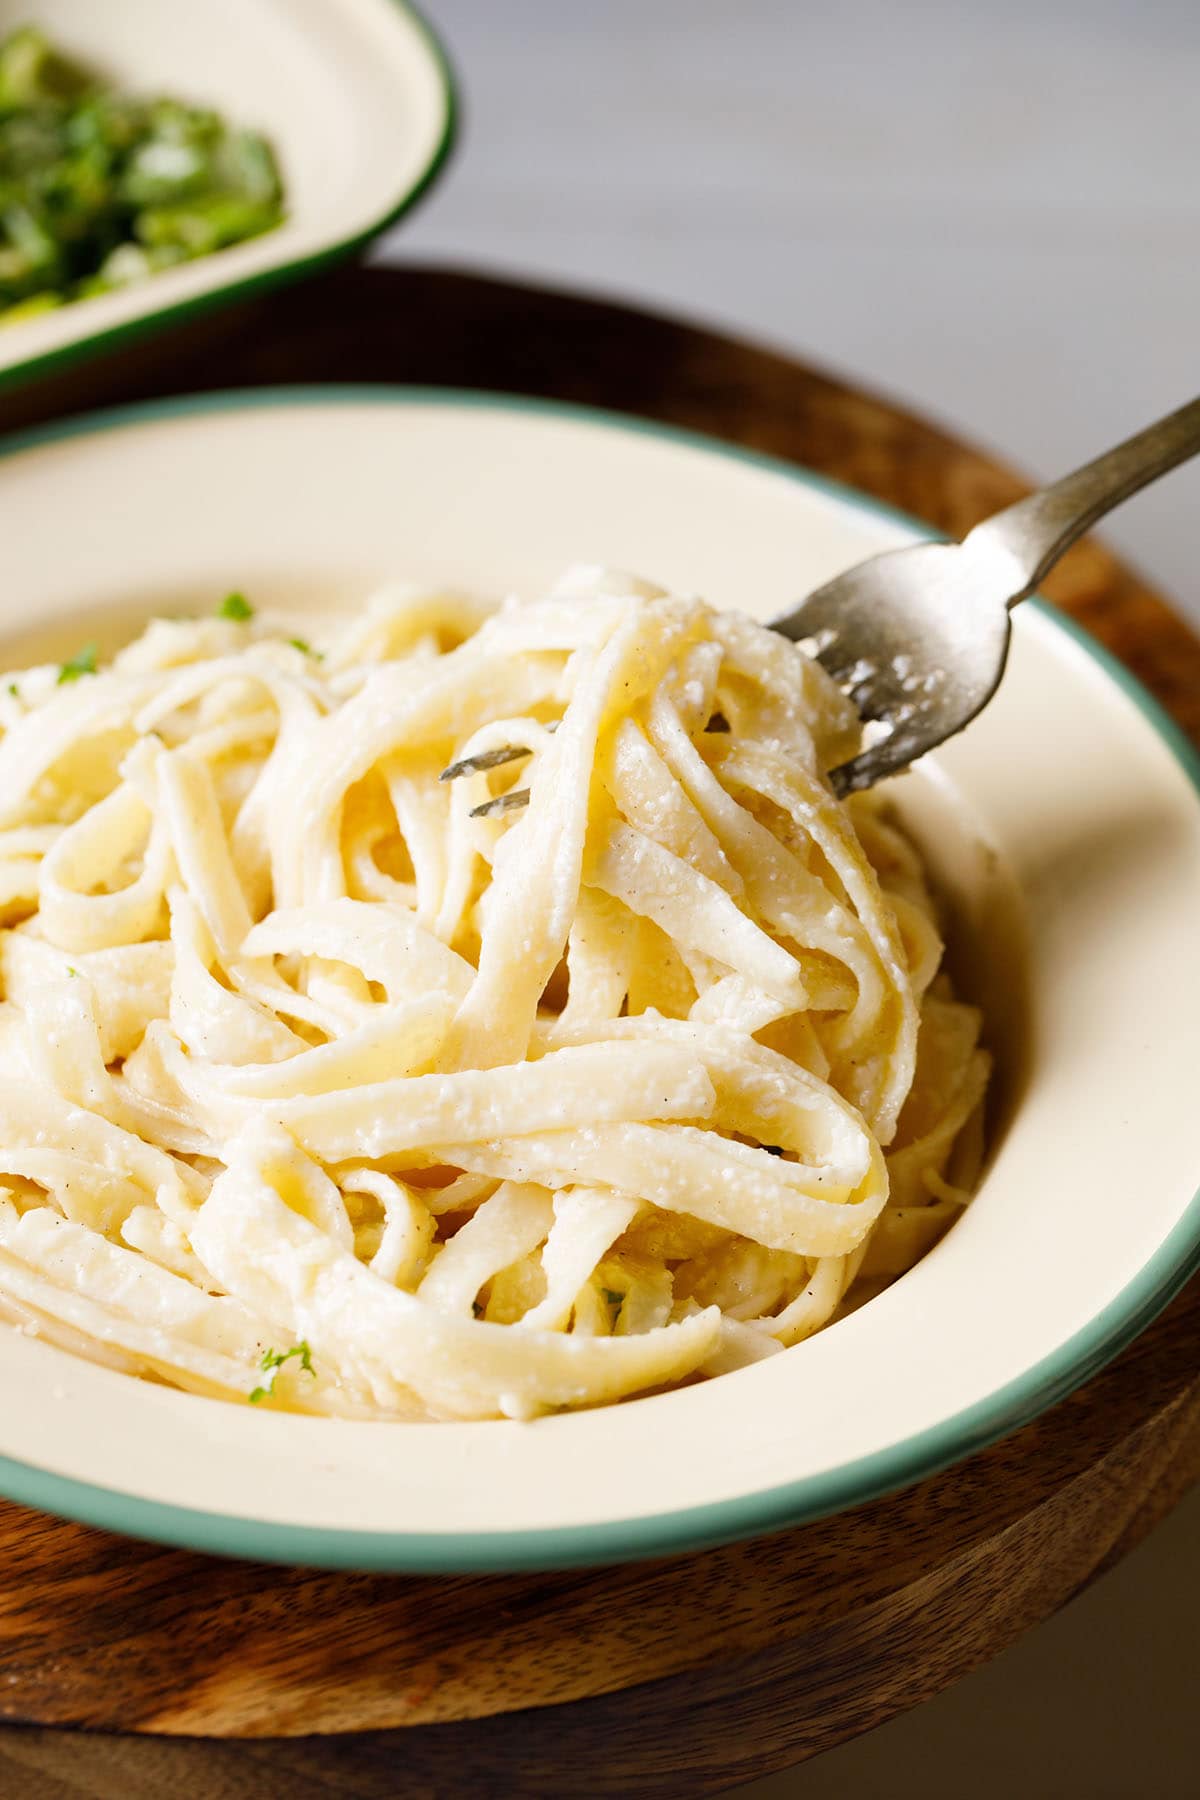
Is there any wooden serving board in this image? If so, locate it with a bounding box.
[1,266,1199,1799]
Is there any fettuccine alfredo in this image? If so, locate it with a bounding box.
[0,567,989,1420]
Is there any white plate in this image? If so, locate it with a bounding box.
[2,388,1199,1572]
[0,0,454,388]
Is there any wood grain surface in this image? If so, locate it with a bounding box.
[1,265,1198,1797]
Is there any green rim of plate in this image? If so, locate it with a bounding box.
[0,3,459,396]
[1,382,1200,1573]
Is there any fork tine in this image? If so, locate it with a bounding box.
[828,710,930,796]
[777,601,864,685]
[470,789,531,819]
[813,647,859,685]
[440,721,562,784]
[441,744,530,782]
[827,755,875,799]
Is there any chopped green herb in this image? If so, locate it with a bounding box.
[248,1339,315,1404]
[6,683,17,697]
[217,591,254,621]
[56,642,98,683]
[287,636,310,654]
[0,28,285,323]
[602,1288,624,1309]
[66,966,79,977]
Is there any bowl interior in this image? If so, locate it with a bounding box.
[0,389,1198,1571]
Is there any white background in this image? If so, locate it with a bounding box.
[382,3,1200,1793]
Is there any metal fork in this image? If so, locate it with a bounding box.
[775,395,1200,796]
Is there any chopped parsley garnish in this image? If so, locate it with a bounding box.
[602,1288,624,1308]
[217,591,254,622]
[66,966,79,978]
[248,1339,315,1403]
[56,642,98,683]
[287,636,311,654]
[6,683,17,698]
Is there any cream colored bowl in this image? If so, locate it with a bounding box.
[0,0,454,388]
[1,389,1199,1571]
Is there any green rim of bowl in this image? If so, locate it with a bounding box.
[1,382,1199,1573]
[0,4,458,396]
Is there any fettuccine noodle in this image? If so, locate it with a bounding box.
[0,566,988,1420]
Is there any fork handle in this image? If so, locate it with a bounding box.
[964,394,1200,602]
